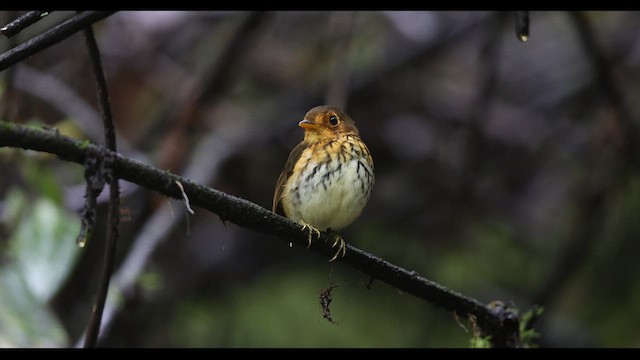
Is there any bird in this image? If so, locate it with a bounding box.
[272,105,374,261]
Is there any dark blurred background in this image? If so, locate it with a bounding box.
[1,10,640,348]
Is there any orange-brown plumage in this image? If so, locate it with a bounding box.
[273,105,374,260]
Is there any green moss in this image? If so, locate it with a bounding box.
[78,139,91,150]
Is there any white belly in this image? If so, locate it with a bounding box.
[291,156,373,231]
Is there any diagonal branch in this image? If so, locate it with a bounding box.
[0,121,522,347]
[0,10,52,38]
[0,11,115,71]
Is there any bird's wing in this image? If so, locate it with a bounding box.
[272,141,307,215]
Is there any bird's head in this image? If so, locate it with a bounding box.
[299,105,360,142]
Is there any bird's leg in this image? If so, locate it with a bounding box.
[300,221,321,248]
[327,228,346,262]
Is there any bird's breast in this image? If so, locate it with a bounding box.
[282,136,374,231]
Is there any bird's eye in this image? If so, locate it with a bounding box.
[329,115,339,126]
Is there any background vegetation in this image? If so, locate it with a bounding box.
[1,10,639,348]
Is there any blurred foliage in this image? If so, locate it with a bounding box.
[519,306,544,348]
[162,266,467,348]
[0,160,81,346]
[1,10,640,348]
[0,269,68,347]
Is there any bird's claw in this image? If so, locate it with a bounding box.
[299,223,346,262]
[328,234,346,262]
[301,223,321,248]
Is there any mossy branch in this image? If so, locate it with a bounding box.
[0,121,521,347]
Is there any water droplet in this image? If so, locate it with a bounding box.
[77,220,89,248]
[289,242,293,248]
[519,34,529,42]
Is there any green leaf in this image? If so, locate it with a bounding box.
[8,197,81,303]
[469,334,492,348]
[0,269,69,347]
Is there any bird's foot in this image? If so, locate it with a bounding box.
[327,229,346,262]
[300,222,321,248]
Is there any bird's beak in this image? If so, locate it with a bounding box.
[298,118,318,130]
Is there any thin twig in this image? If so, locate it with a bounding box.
[81,21,119,348]
[0,10,52,38]
[0,11,115,72]
[0,121,521,347]
[175,180,195,215]
[79,12,270,345]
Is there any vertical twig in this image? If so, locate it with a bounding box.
[81,20,120,348]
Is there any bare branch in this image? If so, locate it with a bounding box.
[0,10,52,38]
[0,121,521,347]
[0,11,114,71]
